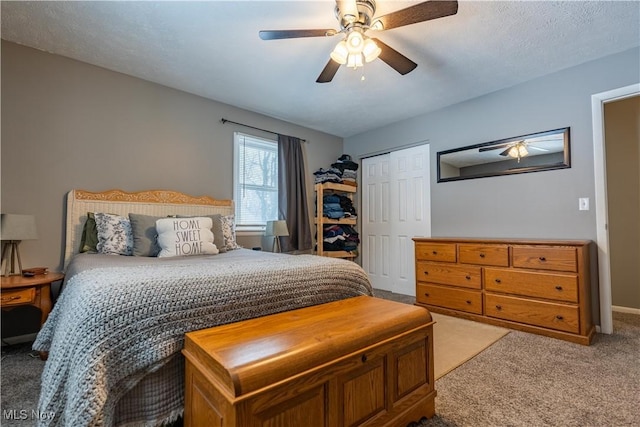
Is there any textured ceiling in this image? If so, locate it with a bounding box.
[2,1,639,137]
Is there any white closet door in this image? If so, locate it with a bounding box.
[362,144,431,295]
[362,154,392,291]
[390,145,431,296]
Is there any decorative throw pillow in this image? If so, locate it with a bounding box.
[221,214,240,251]
[79,212,99,253]
[209,214,227,254]
[176,214,226,254]
[156,217,219,258]
[129,213,163,257]
[94,213,133,256]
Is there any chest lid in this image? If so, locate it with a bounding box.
[183,296,432,398]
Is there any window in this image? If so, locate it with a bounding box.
[233,132,278,229]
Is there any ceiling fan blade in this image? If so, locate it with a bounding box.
[371,38,417,75]
[316,59,341,83]
[372,0,458,31]
[529,146,550,152]
[259,29,335,40]
[479,143,510,152]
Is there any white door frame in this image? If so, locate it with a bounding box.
[591,83,640,334]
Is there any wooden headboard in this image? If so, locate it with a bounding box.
[65,189,234,268]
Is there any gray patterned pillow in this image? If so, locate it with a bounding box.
[221,214,240,251]
[94,213,133,256]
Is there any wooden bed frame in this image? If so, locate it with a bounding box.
[64,189,234,268]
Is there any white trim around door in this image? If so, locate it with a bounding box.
[591,83,640,335]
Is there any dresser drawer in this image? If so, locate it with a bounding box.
[417,262,481,289]
[485,294,579,333]
[512,246,577,272]
[484,268,578,303]
[415,243,457,263]
[417,284,482,314]
[1,288,36,307]
[458,244,509,267]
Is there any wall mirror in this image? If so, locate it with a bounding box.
[437,127,570,182]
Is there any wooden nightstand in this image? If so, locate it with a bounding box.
[1,272,64,329]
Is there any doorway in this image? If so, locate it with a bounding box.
[591,83,640,334]
[361,144,431,295]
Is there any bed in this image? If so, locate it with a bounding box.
[33,189,373,427]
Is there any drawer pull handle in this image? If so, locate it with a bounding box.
[495,305,502,310]
[424,271,429,275]
[539,256,547,261]
[466,300,472,305]
[495,278,502,283]
[432,250,438,255]
[556,315,564,321]
[361,354,368,363]
[1,296,22,302]
[555,286,563,291]
[465,275,471,280]
[424,293,430,297]
[479,253,486,258]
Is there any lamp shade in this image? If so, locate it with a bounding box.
[265,220,289,237]
[0,214,38,241]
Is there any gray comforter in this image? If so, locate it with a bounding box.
[33,249,373,426]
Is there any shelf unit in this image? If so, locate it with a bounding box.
[315,182,357,259]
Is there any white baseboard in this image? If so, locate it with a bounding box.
[612,305,640,315]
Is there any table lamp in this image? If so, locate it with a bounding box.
[265,220,289,253]
[1,214,38,276]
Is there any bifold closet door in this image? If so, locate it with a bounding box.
[362,145,431,295]
[362,153,392,291]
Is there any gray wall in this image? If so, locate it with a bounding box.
[1,41,344,272]
[345,47,639,242]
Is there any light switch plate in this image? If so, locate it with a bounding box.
[579,197,589,211]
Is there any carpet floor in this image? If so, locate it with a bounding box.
[373,290,510,379]
[376,291,640,427]
[2,290,639,427]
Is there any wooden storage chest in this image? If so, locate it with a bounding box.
[414,238,596,345]
[182,296,436,427]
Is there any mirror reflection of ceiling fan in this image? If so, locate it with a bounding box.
[259,0,459,83]
[479,141,549,162]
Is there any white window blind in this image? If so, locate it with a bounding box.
[233,132,278,227]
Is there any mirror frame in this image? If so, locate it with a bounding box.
[437,127,571,182]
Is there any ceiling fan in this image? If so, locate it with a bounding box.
[259,0,459,83]
[479,141,550,162]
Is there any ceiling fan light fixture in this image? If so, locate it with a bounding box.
[508,143,529,162]
[370,19,384,31]
[346,31,364,53]
[362,38,381,62]
[330,40,349,64]
[347,53,364,69]
[518,145,529,157]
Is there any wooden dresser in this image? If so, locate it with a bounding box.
[183,296,436,427]
[413,238,595,345]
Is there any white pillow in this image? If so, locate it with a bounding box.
[94,213,133,256]
[156,217,219,258]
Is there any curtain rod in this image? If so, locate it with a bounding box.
[220,118,307,143]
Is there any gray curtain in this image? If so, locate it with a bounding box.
[277,134,312,252]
